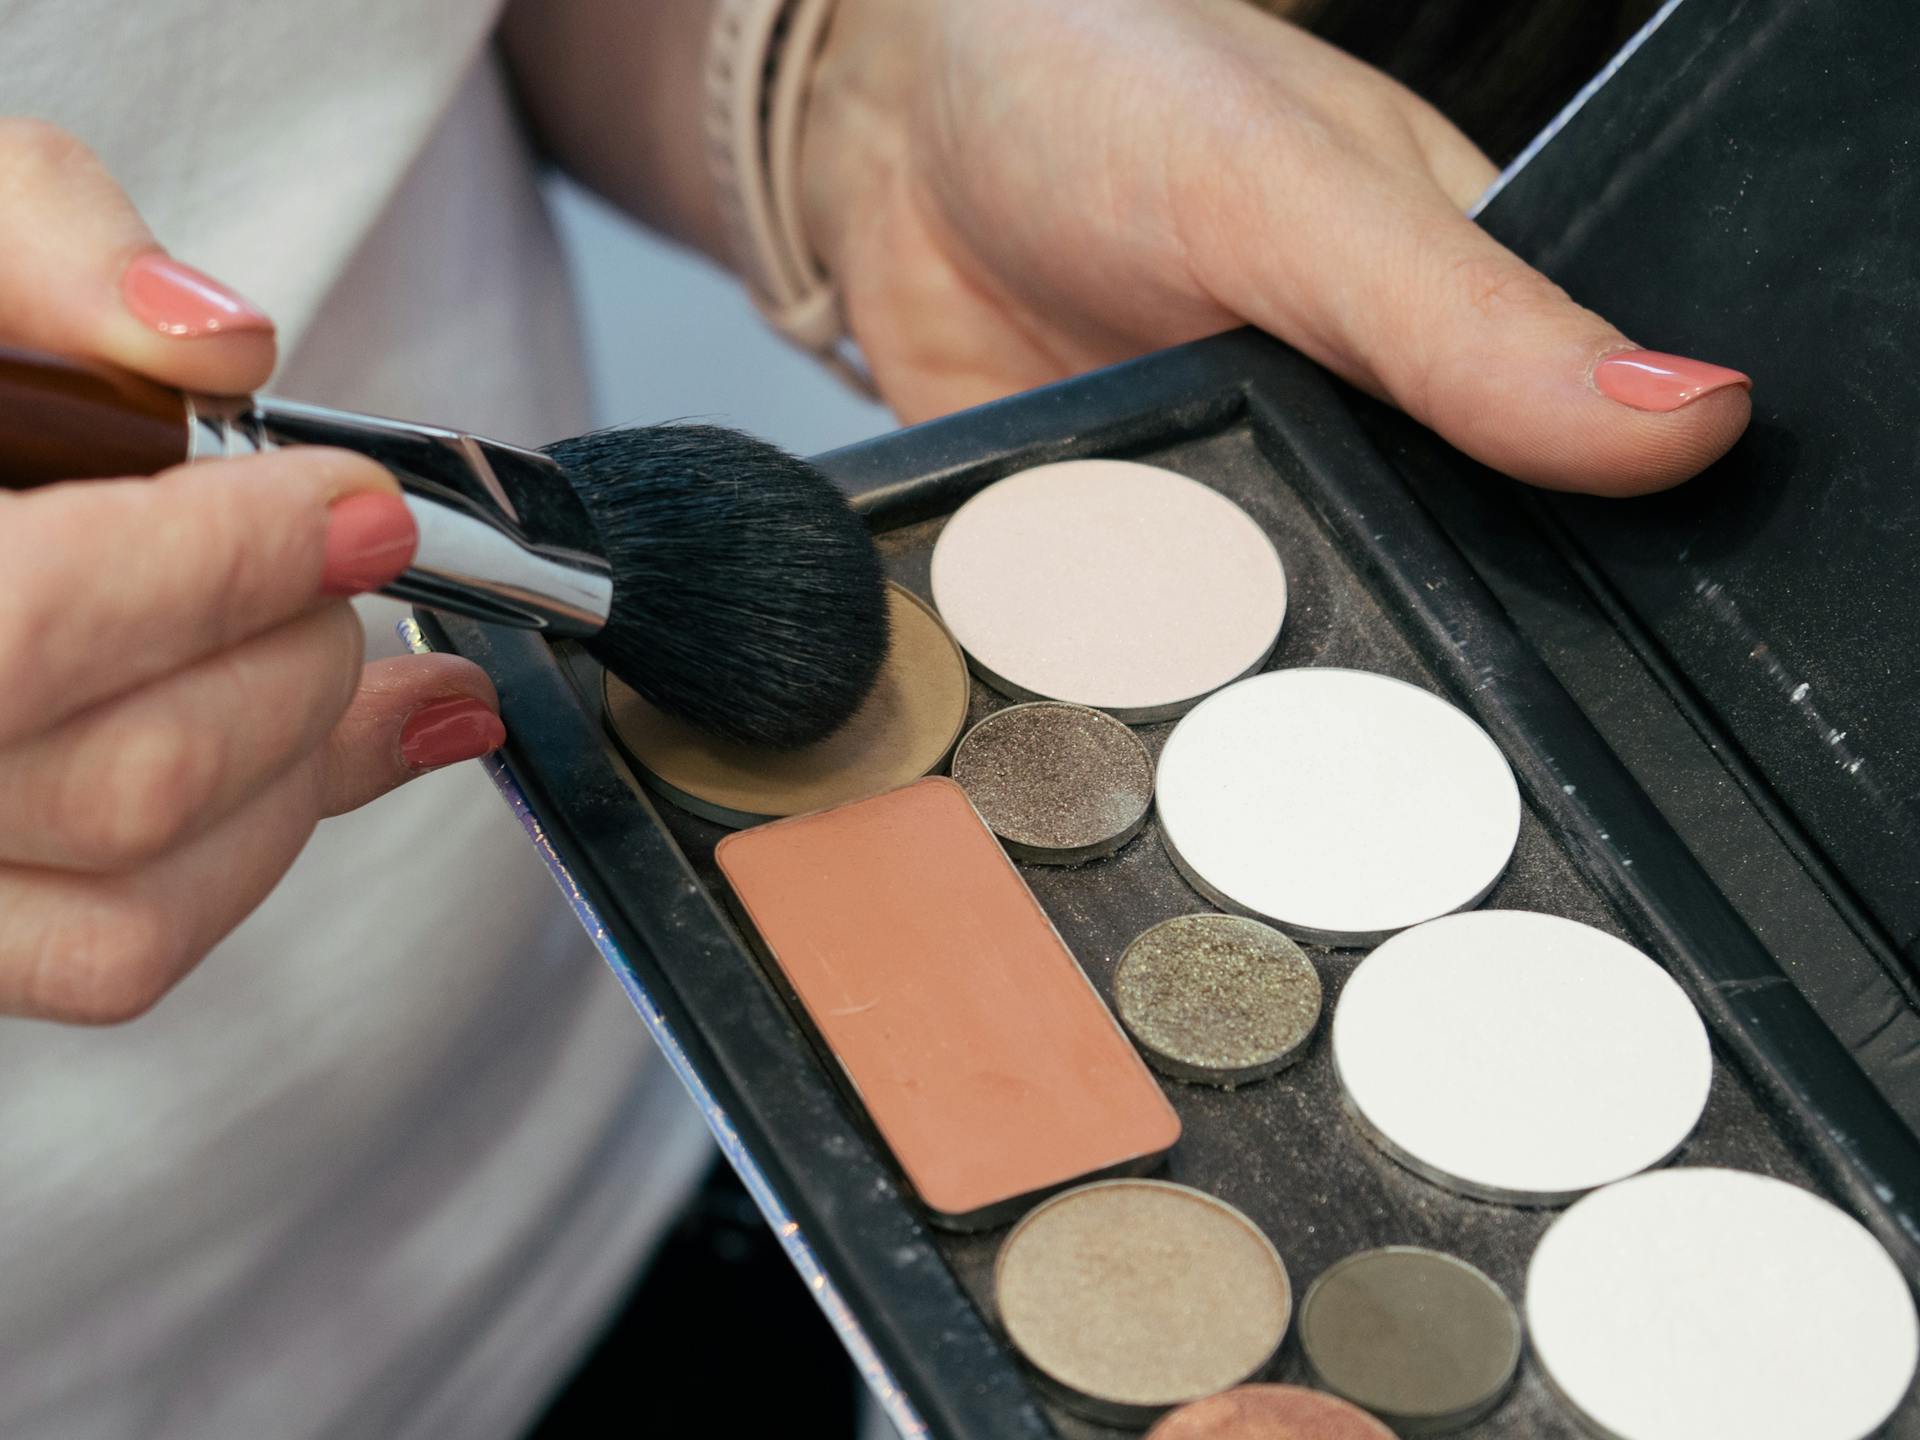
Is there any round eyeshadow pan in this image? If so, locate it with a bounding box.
[995,1179,1292,1425]
[603,583,969,828]
[950,701,1154,864]
[1115,914,1322,1086]
[1155,669,1520,946]
[1331,910,1711,1204]
[1298,1248,1521,1434]
[929,459,1287,721]
[1147,1385,1396,1440]
[1527,1168,1918,1440]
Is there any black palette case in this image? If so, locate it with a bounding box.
[418,0,1920,1435]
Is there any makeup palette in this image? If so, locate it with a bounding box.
[419,8,1920,1429]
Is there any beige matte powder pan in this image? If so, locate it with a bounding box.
[930,459,1287,720]
[1156,668,1520,946]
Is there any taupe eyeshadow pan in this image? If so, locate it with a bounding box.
[1298,1247,1522,1435]
[950,701,1154,864]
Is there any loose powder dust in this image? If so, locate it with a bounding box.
[951,702,1153,863]
[995,1179,1290,1422]
[1116,915,1322,1085]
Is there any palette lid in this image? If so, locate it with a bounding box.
[1468,0,1920,971]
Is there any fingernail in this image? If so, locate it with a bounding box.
[400,697,507,770]
[321,492,417,597]
[121,252,274,338]
[1593,349,1751,413]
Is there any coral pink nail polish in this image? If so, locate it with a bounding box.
[1593,349,1751,413]
[321,493,417,597]
[121,252,274,338]
[400,698,506,770]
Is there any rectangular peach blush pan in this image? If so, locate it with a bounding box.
[716,776,1180,1229]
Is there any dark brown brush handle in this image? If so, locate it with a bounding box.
[0,346,192,488]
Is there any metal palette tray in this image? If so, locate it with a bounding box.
[420,328,1918,1440]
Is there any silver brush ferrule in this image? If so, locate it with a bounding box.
[184,395,613,638]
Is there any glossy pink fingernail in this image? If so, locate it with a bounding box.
[321,492,417,597]
[1593,349,1751,412]
[121,252,274,338]
[400,698,506,770]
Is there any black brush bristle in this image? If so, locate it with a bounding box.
[546,424,890,749]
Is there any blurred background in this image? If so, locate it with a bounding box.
[548,178,891,456]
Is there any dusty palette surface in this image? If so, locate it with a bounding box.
[634,424,1887,1439]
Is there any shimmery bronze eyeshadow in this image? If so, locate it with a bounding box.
[1116,915,1322,1087]
[714,779,1180,1229]
[994,1179,1291,1425]
[950,701,1154,864]
[1298,1248,1521,1435]
[603,583,968,828]
[1146,1385,1396,1440]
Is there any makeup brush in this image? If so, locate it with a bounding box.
[0,346,889,748]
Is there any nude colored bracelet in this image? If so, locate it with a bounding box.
[705,0,874,394]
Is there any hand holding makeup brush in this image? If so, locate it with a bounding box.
[0,123,506,1023]
[790,0,1752,495]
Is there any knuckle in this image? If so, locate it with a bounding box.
[0,603,43,732]
[27,898,182,1026]
[0,118,94,180]
[76,717,223,867]
[1442,253,1566,319]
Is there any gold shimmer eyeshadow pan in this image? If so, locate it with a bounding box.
[605,582,969,828]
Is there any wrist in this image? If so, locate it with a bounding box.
[797,0,930,303]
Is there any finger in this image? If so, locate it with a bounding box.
[0,761,322,1024]
[1186,71,1750,493]
[0,119,276,393]
[0,447,412,746]
[0,603,364,872]
[317,653,505,817]
[0,656,504,1024]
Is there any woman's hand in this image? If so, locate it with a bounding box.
[0,121,506,1024]
[803,0,1751,494]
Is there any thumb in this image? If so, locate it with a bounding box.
[1340,198,1752,495]
[0,119,275,394]
[318,654,506,817]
